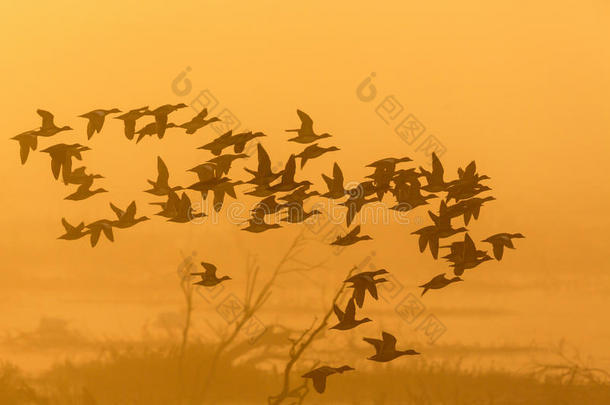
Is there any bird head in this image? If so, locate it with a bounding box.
[319,133,332,139]
[451,276,464,282]
[109,108,122,114]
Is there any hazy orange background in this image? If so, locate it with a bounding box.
[1,0,609,373]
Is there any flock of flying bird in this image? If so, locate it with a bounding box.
[11,105,524,395]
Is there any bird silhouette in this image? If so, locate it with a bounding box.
[150,190,180,218]
[208,153,248,176]
[331,225,372,246]
[229,131,266,154]
[114,106,149,140]
[269,155,312,192]
[86,219,115,247]
[40,143,90,184]
[65,175,108,201]
[244,143,283,186]
[135,122,178,143]
[35,109,73,137]
[109,201,149,229]
[419,273,463,296]
[296,143,340,168]
[78,108,121,139]
[321,162,347,199]
[241,211,282,233]
[442,233,492,275]
[65,167,104,185]
[58,218,90,241]
[286,109,332,143]
[329,297,372,330]
[344,269,388,307]
[179,108,220,134]
[11,131,39,164]
[363,331,420,362]
[145,156,183,196]
[482,232,525,260]
[168,192,205,223]
[146,103,187,139]
[198,130,236,156]
[191,262,231,286]
[301,365,354,394]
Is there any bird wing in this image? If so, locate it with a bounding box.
[463,233,477,261]
[282,155,296,183]
[296,109,313,133]
[431,152,444,181]
[156,156,170,187]
[37,109,55,130]
[334,162,344,187]
[362,337,384,354]
[493,242,504,260]
[345,225,361,239]
[311,374,326,394]
[344,298,356,320]
[381,331,397,352]
[332,304,344,321]
[61,217,74,232]
[257,143,272,175]
[109,202,125,219]
[201,262,217,276]
[125,201,137,220]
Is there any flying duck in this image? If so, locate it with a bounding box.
[145,156,183,196]
[179,108,220,134]
[114,106,149,140]
[481,232,525,260]
[301,365,354,394]
[331,225,372,246]
[78,108,121,140]
[419,273,463,296]
[344,269,388,307]
[58,218,90,241]
[329,297,372,330]
[363,331,420,362]
[285,109,332,144]
[191,262,231,287]
[296,143,340,168]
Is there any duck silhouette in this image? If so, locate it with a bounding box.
[390,180,437,212]
[211,180,243,211]
[41,143,90,184]
[114,106,149,140]
[78,108,121,139]
[269,155,312,192]
[179,108,220,134]
[168,192,205,223]
[329,297,372,330]
[321,162,347,199]
[280,202,321,224]
[363,331,420,362]
[109,201,149,229]
[208,153,248,176]
[419,273,463,296]
[278,184,320,205]
[198,130,235,156]
[301,365,354,394]
[86,219,115,248]
[187,175,230,200]
[241,211,282,233]
[146,103,187,139]
[150,190,180,218]
[482,232,525,260]
[65,167,104,185]
[188,162,218,183]
[443,233,492,275]
[11,130,38,164]
[35,109,73,137]
[135,122,178,143]
[229,131,266,154]
[191,262,231,287]
[58,218,90,241]
[344,269,388,307]
[244,143,283,186]
[419,152,453,193]
[286,109,331,143]
[341,187,378,227]
[145,156,183,196]
[444,196,495,225]
[65,175,108,201]
[331,225,372,246]
[296,143,340,168]
[250,195,284,218]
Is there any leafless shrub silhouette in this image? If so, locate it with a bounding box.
[528,340,610,386]
[196,231,330,403]
[268,265,358,405]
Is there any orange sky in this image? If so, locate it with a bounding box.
[1,0,609,371]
